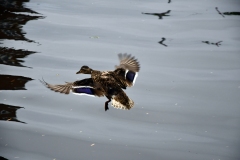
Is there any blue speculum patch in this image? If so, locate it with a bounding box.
[75,88,94,95]
[126,71,135,82]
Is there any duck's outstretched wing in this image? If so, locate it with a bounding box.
[115,53,140,72]
[114,53,140,87]
[111,89,134,110]
[40,78,104,97]
[40,78,73,94]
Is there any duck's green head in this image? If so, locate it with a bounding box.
[76,65,92,74]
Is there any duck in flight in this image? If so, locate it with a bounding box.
[41,53,140,111]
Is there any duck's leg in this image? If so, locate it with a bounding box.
[105,96,111,111]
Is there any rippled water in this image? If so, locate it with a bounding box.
[1,0,240,159]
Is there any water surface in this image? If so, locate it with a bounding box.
[1,0,240,159]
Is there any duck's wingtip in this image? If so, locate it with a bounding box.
[39,77,47,86]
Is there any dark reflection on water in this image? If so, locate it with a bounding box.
[0,103,25,123]
[0,0,43,43]
[142,10,171,19]
[216,7,240,17]
[0,0,40,127]
[0,156,8,160]
[202,40,222,47]
[0,0,39,14]
[158,37,167,47]
[215,7,225,18]
[0,75,33,90]
[0,12,42,42]
[223,12,240,16]
[0,47,35,67]
[0,10,41,42]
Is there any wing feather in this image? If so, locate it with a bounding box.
[40,79,73,94]
[40,78,105,97]
[111,89,134,110]
[115,53,140,72]
[114,53,140,87]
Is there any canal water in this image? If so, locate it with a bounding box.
[1,0,240,159]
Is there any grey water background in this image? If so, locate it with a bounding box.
[1,0,240,159]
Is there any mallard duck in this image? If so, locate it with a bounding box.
[40,53,140,111]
